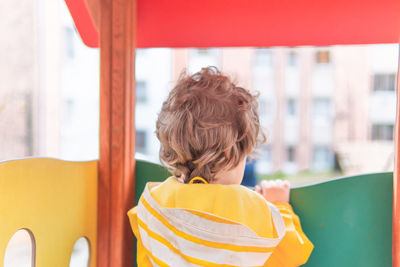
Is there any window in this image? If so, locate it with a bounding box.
[313,146,329,163]
[63,98,74,122]
[258,98,273,116]
[313,98,331,118]
[262,146,272,162]
[371,124,394,141]
[64,26,75,58]
[195,49,211,56]
[259,99,267,115]
[135,81,147,103]
[136,130,147,153]
[312,146,332,170]
[287,146,296,162]
[373,74,396,91]
[316,50,330,64]
[254,48,272,67]
[188,48,219,73]
[191,48,219,59]
[288,51,297,67]
[287,98,296,116]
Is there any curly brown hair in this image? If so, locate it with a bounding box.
[156,67,266,183]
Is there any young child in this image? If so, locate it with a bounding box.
[128,67,313,266]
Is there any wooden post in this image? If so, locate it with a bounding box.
[98,0,136,266]
[394,45,400,267]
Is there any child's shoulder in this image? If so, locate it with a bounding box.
[149,177,268,207]
[143,177,276,238]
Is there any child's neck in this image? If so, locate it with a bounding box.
[210,158,247,185]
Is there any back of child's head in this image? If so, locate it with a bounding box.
[156,67,265,183]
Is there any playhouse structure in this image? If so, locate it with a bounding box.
[1,0,399,266]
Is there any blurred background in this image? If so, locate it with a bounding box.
[1,1,398,184]
[135,45,398,186]
[0,0,398,266]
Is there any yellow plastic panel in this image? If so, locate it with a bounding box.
[0,158,97,267]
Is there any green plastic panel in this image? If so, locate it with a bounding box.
[291,172,393,267]
[135,159,170,203]
[135,160,393,266]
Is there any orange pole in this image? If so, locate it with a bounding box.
[98,0,136,266]
[394,45,400,267]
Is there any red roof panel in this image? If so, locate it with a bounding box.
[66,0,400,48]
[65,0,99,47]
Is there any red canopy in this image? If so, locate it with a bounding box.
[66,0,400,48]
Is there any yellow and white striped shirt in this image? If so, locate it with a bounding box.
[128,177,313,267]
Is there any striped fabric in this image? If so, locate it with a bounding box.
[137,184,286,267]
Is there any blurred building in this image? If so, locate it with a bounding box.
[0,0,99,162]
[58,2,100,161]
[0,0,39,160]
[134,49,172,161]
[0,0,397,175]
[135,45,398,175]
